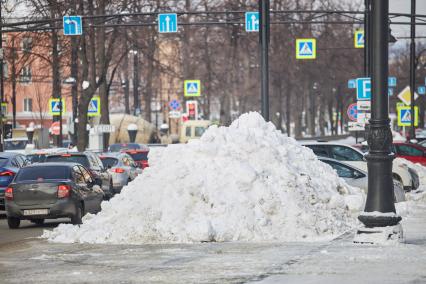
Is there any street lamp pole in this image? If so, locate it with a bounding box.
[410,0,416,140]
[364,0,370,77]
[0,2,4,152]
[356,0,402,243]
[132,50,140,116]
[259,0,270,121]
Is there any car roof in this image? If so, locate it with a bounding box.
[0,152,23,158]
[301,142,365,154]
[99,152,124,158]
[46,152,88,157]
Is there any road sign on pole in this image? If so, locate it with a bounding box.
[49,98,65,116]
[397,106,419,127]
[63,16,83,36]
[158,13,178,33]
[397,86,418,105]
[169,99,181,111]
[88,97,101,117]
[388,88,394,96]
[388,77,397,87]
[347,103,358,121]
[184,80,201,97]
[1,103,7,115]
[418,86,426,95]
[296,39,316,59]
[245,12,259,32]
[354,30,365,48]
[356,78,371,100]
[348,79,356,89]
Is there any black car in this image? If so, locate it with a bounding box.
[44,152,114,199]
[5,163,104,228]
[0,152,29,210]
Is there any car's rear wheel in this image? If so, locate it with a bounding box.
[71,204,83,225]
[31,219,45,225]
[7,217,20,229]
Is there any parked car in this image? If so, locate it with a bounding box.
[392,142,426,166]
[302,142,418,192]
[43,152,114,199]
[121,145,150,169]
[99,152,140,193]
[5,163,104,228]
[319,157,406,202]
[26,148,68,164]
[0,152,29,210]
[108,143,141,152]
[4,138,29,154]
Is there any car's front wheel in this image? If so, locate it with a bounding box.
[7,217,20,229]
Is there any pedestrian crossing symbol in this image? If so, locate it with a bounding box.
[296,39,316,59]
[184,80,201,97]
[397,106,419,127]
[49,98,65,116]
[88,97,101,117]
[354,30,365,48]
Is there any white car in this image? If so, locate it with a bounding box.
[302,142,419,192]
[319,157,406,202]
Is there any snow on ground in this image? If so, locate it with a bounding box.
[43,112,364,244]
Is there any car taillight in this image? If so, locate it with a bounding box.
[142,160,149,168]
[114,168,125,174]
[57,185,71,198]
[5,187,13,200]
[0,170,15,177]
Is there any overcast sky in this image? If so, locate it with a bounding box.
[390,0,426,38]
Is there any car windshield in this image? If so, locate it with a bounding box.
[27,154,46,164]
[15,166,70,181]
[46,155,90,168]
[0,157,9,167]
[4,140,27,150]
[195,127,206,137]
[128,151,148,161]
[100,157,119,168]
[109,143,140,152]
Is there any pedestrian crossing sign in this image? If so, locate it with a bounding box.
[397,106,418,127]
[88,97,101,117]
[354,30,365,48]
[49,98,65,116]
[184,80,201,97]
[296,38,316,59]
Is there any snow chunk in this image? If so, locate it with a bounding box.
[43,112,363,244]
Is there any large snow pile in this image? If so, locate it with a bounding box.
[394,158,426,186]
[43,112,363,244]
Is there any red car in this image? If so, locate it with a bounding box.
[392,142,426,166]
[121,145,150,169]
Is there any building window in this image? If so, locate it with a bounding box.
[23,98,32,112]
[20,65,32,83]
[21,37,32,53]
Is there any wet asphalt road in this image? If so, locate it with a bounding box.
[0,211,65,246]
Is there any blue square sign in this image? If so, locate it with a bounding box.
[63,16,83,36]
[158,14,178,33]
[356,78,371,100]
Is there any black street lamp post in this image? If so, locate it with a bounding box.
[356,0,402,242]
[259,0,270,121]
[410,0,416,140]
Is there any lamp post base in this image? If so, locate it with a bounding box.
[354,223,404,244]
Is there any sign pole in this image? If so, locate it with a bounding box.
[259,0,270,121]
[0,2,4,152]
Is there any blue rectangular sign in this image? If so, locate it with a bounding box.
[356,78,371,100]
[158,13,178,33]
[245,12,259,32]
[348,79,356,89]
[63,16,83,36]
[388,77,397,87]
[418,86,426,95]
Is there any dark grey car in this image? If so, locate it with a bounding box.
[5,162,104,229]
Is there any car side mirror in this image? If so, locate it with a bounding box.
[107,165,112,169]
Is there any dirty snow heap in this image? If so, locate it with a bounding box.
[43,112,363,244]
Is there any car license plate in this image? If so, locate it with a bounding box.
[23,209,49,216]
